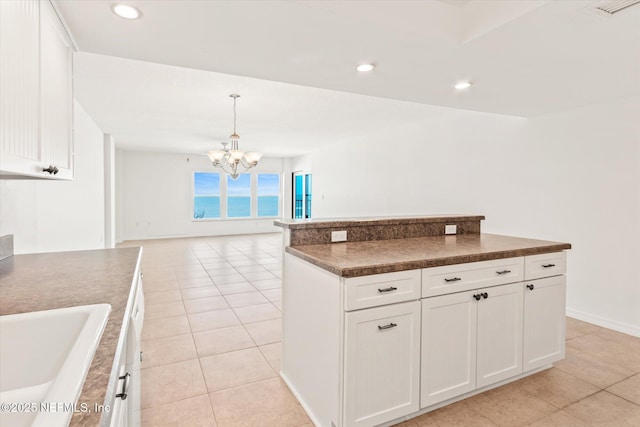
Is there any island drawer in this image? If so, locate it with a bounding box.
[344,269,421,311]
[422,257,524,297]
[524,252,566,280]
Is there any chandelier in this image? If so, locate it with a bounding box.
[207,94,262,179]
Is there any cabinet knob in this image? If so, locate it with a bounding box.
[542,264,555,268]
[496,270,511,275]
[378,323,397,330]
[445,277,462,283]
[527,284,535,290]
[377,286,397,293]
[42,165,59,175]
[473,294,482,301]
[482,292,488,299]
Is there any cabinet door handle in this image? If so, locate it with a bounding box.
[482,292,488,299]
[444,277,462,282]
[378,286,397,293]
[527,284,535,290]
[116,372,130,400]
[378,323,397,330]
[542,263,555,268]
[473,294,482,301]
[496,270,511,275]
[42,165,59,175]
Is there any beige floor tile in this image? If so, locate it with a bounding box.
[395,400,497,427]
[178,277,215,289]
[188,309,240,332]
[142,315,191,340]
[200,348,275,392]
[184,296,230,314]
[216,282,256,295]
[141,359,207,409]
[181,286,221,300]
[145,301,186,320]
[515,368,600,408]
[209,377,310,427]
[145,290,182,305]
[567,333,640,372]
[234,265,268,273]
[464,382,557,426]
[554,346,635,388]
[527,409,586,427]
[259,342,282,372]
[143,280,180,292]
[141,334,197,367]
[565,317,602,340]
[193,326,255,357]
[251,278,281,291]
[563,391,640,426]
[213,274,248,286]
[607,374,640,405]
[272,301,282,311]
[244,319,282,346]
[233,303,281,324]
[224,291,269,308]
[260,288,281,302]
[241,270,278,281]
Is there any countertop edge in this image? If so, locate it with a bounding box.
[285,241,571,278]
[274,215,485,230]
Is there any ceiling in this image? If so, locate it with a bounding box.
[56,0,640,155]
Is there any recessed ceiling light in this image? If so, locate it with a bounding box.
[454,81,472,90]
[356,63,375,72]
[112,4,142,20]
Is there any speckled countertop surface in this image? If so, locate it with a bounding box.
[275,214,485,229]
[285,233,571,277]
[0,247,142,427]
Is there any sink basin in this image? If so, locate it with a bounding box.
[0,304,111,427]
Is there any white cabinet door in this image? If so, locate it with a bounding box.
[421,290,477,408]
[0,0,41,173]
[476,282,524,388]
[40,0,73,179]
[344,301,420,427]
[523,276,566,371]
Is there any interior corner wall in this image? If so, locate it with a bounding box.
[119,151,285,240]
[104,134,116,248]
[310,96,640,336]
[0,100,106,254]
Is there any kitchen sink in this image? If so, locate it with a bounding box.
[0,304,111,427]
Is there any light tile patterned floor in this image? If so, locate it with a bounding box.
[119,234,640,427]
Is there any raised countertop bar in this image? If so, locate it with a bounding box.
[285,233,571,277]
[0,247,142,427]
[275,214,485,230]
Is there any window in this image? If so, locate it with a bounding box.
[257,174,280,217]
[293,172,312,219]
[193,172,221,219]
[227,174,251,217]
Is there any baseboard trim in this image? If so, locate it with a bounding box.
[566,308,640,337]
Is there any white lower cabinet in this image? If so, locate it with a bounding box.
[421,282,523,407]
[344,301,420,427]
[523,275,566,371]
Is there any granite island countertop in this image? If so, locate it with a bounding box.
[285,233,571,277]
[0,247,142,427]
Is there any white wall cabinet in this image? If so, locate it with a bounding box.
[344,301,420,427]
[0,0,73,179]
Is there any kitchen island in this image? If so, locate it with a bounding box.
[275,215,571,427]
[0,247,143,427]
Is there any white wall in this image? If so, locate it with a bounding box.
[119,151,285,240]
[104,134,116,248]
[0,100,106,253]
[310,96,640,336]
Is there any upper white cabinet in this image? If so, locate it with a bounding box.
[0,0,73,179]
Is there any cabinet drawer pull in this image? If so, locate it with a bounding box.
[496,270,511,275]
[378,323,397,330]
[527,284,535,290]
[444,277,462,282]
[377,286,398,293]
[116,372,130,400]
[542,264,556,268]
[42,165,59,175]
